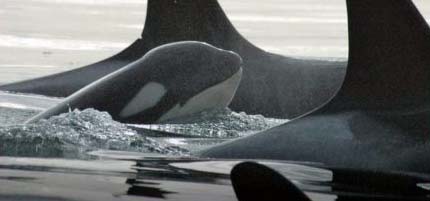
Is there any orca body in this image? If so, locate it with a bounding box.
[26,42,243,124]
[0,0,346,119]
[199,0,430,173]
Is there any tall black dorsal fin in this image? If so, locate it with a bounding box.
[323,0,430,112]
[0,0,263,97]
[141,0,264,57]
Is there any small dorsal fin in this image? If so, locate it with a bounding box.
[231,162,312,201]
[323,0,430,112]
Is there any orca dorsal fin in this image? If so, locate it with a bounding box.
[141,0,264,57]
[323,0,430,112]
[231,162,312,201]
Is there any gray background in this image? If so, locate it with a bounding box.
[0,0,429,82]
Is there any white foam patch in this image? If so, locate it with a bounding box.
[165,138,187,146]
[158,68,242,122]
[120,82,167,118]
[0,34,128,51]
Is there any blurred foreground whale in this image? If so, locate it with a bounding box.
[199,0,430,173]
[0,0,346,119]
[26,41,243,124]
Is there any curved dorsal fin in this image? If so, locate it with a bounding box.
[323,0,430,112]
[231,162,312,201]
[141,0,264,57]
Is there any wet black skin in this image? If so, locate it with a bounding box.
[199,0,430,174]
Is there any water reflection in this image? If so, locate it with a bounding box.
[126,178,176,198]
[0,155,429,200]
[126,158,430,201]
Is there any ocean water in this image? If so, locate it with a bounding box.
[0,92,287,159]
[2,0,430,82]
[2,0,430,199]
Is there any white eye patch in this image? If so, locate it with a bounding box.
[120,82,167,118]
[157,68,242,122]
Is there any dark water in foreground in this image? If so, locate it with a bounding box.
[1,93,430,200]
[2,155,430,201]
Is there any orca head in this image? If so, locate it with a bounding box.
[120,41,243,123]
[155,41,243,122]
[25,41,243,124]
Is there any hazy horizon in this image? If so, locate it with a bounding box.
[1,0,430,82]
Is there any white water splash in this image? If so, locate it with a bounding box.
[131,109,288,138]
[0,109,188,158]
[0,107,287,159]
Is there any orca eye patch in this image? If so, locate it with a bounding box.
[120,82,167,118]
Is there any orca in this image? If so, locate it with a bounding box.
[198,0,430,173]
[0,0,346,119]
[26,41,243,124]
[231,162,312,201]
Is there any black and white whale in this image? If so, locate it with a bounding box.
[0,0,346,119]
[199,0,430,174]
[26,41,243,124]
